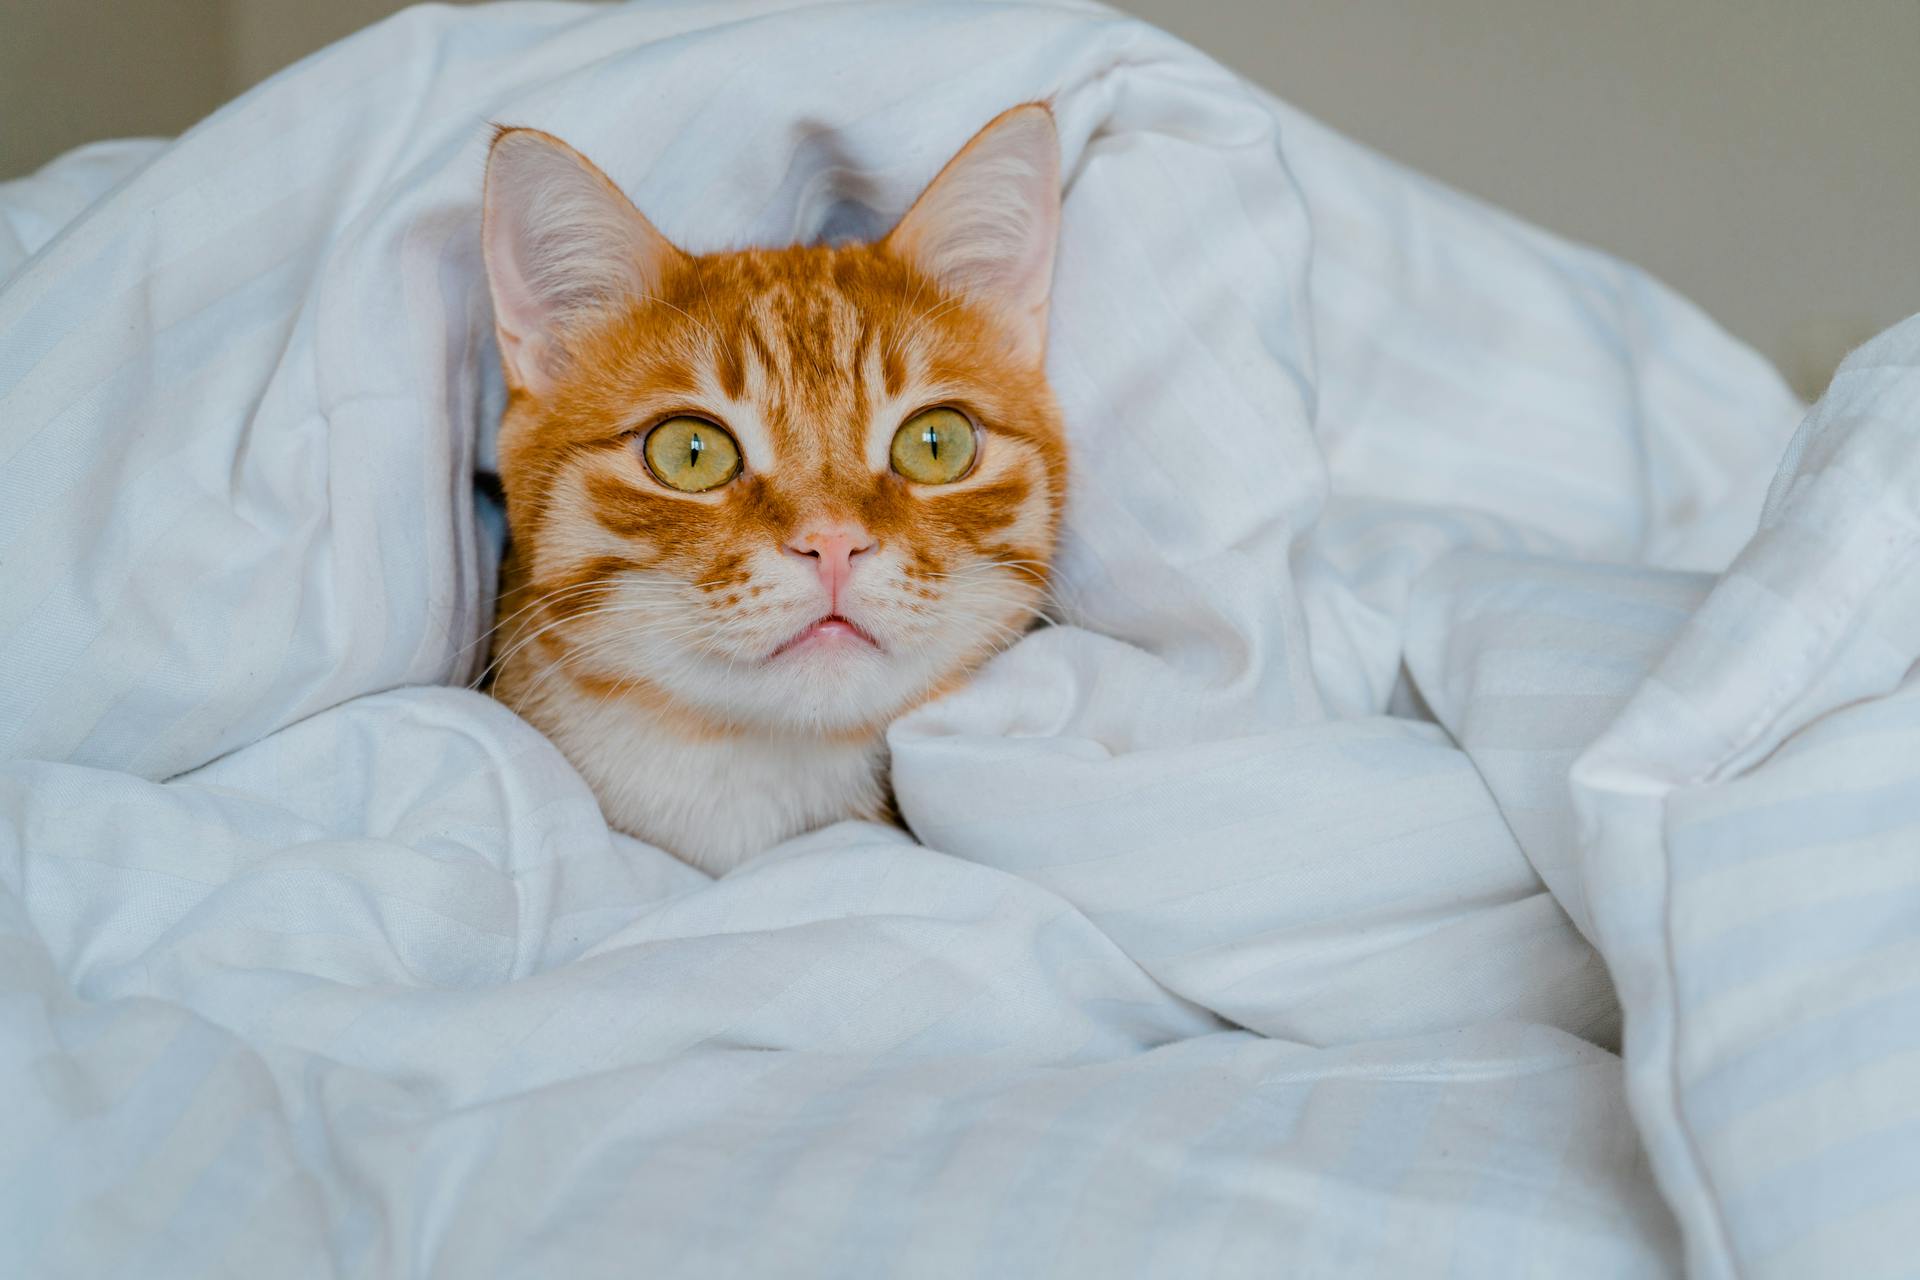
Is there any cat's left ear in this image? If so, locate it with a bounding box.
[481,127,685,399]
[885,103,1061,364]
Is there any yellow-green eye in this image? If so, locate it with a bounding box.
[890,407,977,484]
[643,416,741,492]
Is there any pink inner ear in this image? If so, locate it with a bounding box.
[481,129,680,396]
[886,105,1062,363]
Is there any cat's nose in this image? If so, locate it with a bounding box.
[785,522,876,605]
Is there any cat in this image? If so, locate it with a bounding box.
[479,105,1067,874]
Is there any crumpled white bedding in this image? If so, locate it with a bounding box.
[4,1,1917,1276]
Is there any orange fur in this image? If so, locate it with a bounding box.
[481,106,1067,869]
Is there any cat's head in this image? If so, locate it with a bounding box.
[481,106,1066,738]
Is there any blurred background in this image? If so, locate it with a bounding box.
[2,0,1914,397]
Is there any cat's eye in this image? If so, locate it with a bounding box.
[643,416,741,492]
[890,407,978,485]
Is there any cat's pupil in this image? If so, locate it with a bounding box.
[688,433,703,466]
[923,427,939,459]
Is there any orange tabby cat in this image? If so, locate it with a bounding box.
[480,106,1067,873]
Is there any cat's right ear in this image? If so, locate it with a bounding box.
[481,127,684,399]
[885,103,1061,365]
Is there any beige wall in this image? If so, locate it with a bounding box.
[0,0,471,179]
[221,0,448,95]
[1122,0,1920,397]
[3,0,1915,395]
[0,0,228,172]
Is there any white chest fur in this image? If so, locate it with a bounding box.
[524,677,890,875]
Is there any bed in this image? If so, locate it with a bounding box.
[4,2,1918,1275]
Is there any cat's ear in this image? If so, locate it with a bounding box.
[482,127,684,398]
[885,103,1061,364]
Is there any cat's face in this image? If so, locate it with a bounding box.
[482,107,1065,738]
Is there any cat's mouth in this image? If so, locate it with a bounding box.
[768,614,881,661]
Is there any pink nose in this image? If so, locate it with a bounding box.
[785,522,876,607]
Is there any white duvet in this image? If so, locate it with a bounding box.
[4,2,1919,1276]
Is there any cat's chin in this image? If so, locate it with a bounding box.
[624,637,915,740]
